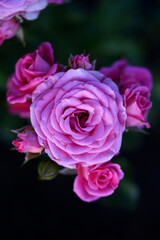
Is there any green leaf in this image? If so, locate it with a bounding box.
[59,167,77,175]
[38,159,59,181]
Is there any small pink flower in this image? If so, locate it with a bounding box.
[0,19,19,45]
[12,126,43,153]
[70,54,95,70]
[73,162,124,202]
[7,42,62,117]
[120,66,153,128]
[30,69,126,169]
[124,85,152,128]
[0,0,48,21]
[99,59,128,84]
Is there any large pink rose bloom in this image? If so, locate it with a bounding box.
[7,42,60,118]
[30,69,126,169]
[0,0,48,21]
[0,19,19,45]
[73,162,124,202]
[120,66,153,128]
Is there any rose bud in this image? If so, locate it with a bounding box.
[69,54,95,70]
[12,126,43,153]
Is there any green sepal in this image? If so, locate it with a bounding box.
[38,159,59,181]
[21,152,41,166]
[126,127,149,135]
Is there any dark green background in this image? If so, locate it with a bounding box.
[0,0,159,239]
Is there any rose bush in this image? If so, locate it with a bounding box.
[73,162,124,202]
[30,68,126,169]
[7,42,61,117]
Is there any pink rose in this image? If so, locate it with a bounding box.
[8,101,31,118]
[123,86,152,128]
[12,126,43,153]
[0,0,48,21]
[30,69,126,169]
[120,66,153,128]
[0,19,19,45]
[99,59,128,85]
[120,66,153,92]
[73,162,124,202]
[70,54,95,70]
[7,42,60,117]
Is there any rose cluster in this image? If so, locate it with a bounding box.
[8,42,152,202]
[0,0,63,45]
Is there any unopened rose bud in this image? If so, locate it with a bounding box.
[12,126,43,154]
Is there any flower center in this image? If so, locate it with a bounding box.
[74,111,89,128]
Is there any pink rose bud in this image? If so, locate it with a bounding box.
[0,19,19,45]
[30,69,126,169]
[70,54,95,70]
[12,126,43,153]
[0,0,48,21]
[7,42,61,117]
[99,59,128,84]
[73,162,124,202]
[120,66,153,128]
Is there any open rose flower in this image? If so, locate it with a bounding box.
[120,66,153,128]
[99,59,128,85]
[70,54,95,70]
[73,162,124,202]
[12,126,43,153]
[0,0,48,21]
[30,69,126,169]
[7,42,62,117]
[0,19,19,45]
